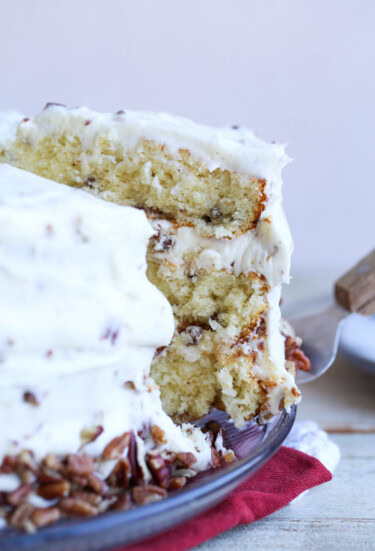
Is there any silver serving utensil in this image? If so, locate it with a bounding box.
[291,249,375,384]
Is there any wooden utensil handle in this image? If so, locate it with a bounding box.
[335,249,375,315]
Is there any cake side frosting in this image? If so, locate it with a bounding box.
[0,164,214,473]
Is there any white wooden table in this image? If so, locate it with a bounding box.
[197,354,375,550]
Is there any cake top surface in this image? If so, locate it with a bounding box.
[0,105,291,183]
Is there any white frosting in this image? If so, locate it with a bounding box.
[0,164,212,475]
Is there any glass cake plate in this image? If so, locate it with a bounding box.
[0,406,296,551]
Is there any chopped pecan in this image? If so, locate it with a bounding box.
[146,454,170,486]
[23,391,39,406]
[30,507,61,528]
[7,484,32,506]
[176,452,197,468]
[67,454,95,476]
[106,458,131,488]
[131,485,167,505]
[182,326,203,346]
[59,497,98,517]
[37,480,70,499]
[150,226,175,253]
[150,425,167,445]
[102,433,130,460]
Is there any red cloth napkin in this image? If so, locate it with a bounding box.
[117,446,332,551]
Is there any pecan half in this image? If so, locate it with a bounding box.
[102,433,130,460]
[59,497,98,517]
[37,480,70,499]
[106,458,130,488]
[146,454,170,486]
[87,473,108,495]
[30,507,61,528]
[66,454,95,476]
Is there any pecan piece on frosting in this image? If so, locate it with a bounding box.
[23,391,39,407]
[67,454,95,476]
[131,485,167,505]
[102,432,130,460]
[37,480,70,500]
[146,454,170,487]
[176,452,197,468]
[80,425,104,446]
[106,458,131,488]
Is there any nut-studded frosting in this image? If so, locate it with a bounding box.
[0,164,213,475]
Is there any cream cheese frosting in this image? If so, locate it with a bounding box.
[0,164,213,478]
